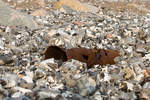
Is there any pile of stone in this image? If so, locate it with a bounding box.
[0,0,150,100]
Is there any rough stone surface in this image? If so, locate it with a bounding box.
[55,0,99,13]
[0,0,38,30]
[0,0,150,100]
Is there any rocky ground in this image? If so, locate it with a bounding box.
[0,0,150,100]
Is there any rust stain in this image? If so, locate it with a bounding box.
[44,46,120,67]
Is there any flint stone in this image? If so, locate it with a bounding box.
[55,0,99,13]
[3,73,18,87]
[0,85,9,99]
[12,92,30,100]
[60,5,75,14]
[38,90,60,100]
[77,76,96,96]
[0,55,13,65]
[13,86,32,94]
[0,0,38,30]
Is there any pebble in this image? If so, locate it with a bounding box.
[140,88,150,99]
[22,71,34,83]
[77,76,96,96]
[125,37,136,45]
[55,0,99,13]
[123,67,133,80]
[12,87,32,97]
[3,73,18,88]
[143,82,150,88]
[11,92,30,100]
[38,90,61,100]
[0,55,13,65]
[0,85,9,99]
[0,39,4,49]
[92,91,103,100]
[59,5,75,14]
[31,9,47,17]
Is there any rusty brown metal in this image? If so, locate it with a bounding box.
[44,46,120,67]
[44,46,67,61]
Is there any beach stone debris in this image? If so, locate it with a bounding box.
[55,0,99,13]
[2,0,46,9]
[31,9,47,17]
[0,55,13,65]
[0,0,38,30]
[77,76,96,96]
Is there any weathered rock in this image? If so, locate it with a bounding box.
[140,88,150,100]
[77,76,96,96]
[123,67,134,80]
[0,85,9,99]
[3,0,45,9]
[11,92,30,100]
[0,55,13,65]
[38,90,61,100]
[59,5,75,13]
[13,86,32,94]
[0,0,38,30]
[2,73,18,88]
[31,9,47,17]
[55,0,99,13]
[0,0,149,100]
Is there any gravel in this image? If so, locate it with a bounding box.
[0,0,150,100]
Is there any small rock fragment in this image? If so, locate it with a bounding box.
[55,0,98,13]
[123,67,133,80]
[0,85,9,99]
[38,90,61,100]
[3,73,18,88]
[77,76,96,96]
[12,92,30,100]
[13,86,32,94]
[0,55,13,65]
[31,9,47,17]
[59,5,75,13]
[140,88,150,100]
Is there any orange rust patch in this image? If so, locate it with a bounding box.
[44,46,120,67]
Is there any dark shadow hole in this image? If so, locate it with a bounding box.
[105,52,108,56]
[44,46,67,61]
[82,55,88,60]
